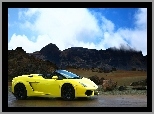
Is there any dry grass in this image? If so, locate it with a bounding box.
[97,86,147,95]
[66,68,147,86]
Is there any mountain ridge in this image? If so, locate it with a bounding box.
[27,43,147,71]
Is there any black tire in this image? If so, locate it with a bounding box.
[61,84,75,101]
[14,83,27,100]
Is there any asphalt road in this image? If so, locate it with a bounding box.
[8,91,147,107]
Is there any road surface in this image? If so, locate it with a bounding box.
[8,91,147,107]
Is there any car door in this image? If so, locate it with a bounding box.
[43,72,66,96]
[43,79,62,96]
[29,73,65,96]
[32,77,62,96]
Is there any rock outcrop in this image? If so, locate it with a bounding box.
[102,79,117,91]
[8,47,58,81]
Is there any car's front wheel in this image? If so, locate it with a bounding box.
[61,84,75,101]
[14,83,27,100]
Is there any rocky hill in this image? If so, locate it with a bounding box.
[8,47,58,81]
[39,43,61,66]
[29,43,147,71]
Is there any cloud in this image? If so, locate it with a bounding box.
[19,20,34,30]
[10,8,102,52]
[23,8,39,17]
[116,8,147,54]
[134,8,147,30]
[9,34,52,53]
[8,8,147,56]
[101,16,115,33]
[97,8,147,55]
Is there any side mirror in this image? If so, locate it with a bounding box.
[52,76,58,80]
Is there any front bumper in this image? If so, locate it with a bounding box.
[75,86,99,97]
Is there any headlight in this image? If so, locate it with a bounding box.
[79,82,87,87]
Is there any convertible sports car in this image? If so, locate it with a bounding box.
[12,70,99,101]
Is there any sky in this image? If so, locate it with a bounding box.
[8,8,147,56]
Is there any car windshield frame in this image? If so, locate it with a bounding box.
[55,70,80,79]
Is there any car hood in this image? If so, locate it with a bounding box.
[72,78,98,88]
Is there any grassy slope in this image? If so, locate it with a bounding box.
[66,69,147,86]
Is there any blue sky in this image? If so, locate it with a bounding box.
[8,8,147,56]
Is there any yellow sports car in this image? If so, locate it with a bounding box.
[12,70,99,101]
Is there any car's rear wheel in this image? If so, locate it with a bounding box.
[61,84,75,101]
[14,83,27,100]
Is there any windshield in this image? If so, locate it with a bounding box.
[55,70,81,79]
